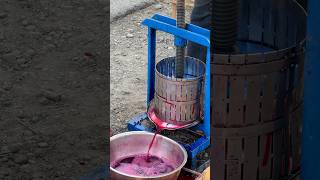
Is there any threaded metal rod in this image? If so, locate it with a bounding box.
[176,0,185,78]
[212,0,239,53]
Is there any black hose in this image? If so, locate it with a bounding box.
[176,0,185,78]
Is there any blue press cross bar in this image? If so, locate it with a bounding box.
[128,14,211,167]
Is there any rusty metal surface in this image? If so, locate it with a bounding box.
[210,0,306,179]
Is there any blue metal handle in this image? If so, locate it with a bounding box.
[142,17,210,47]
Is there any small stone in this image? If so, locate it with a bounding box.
[41,90,62,102]
[39,97,50,105]
[3,145,20,154]
[3,51,19,62]
[0,168,10,176]
[26,153,34,157]
[134,55,141,60]
[28,159,36,164]
[126,33,134,38]
[30,114,41,124]
[78,160,85,165]
[0,146,10,154]
[6,161,15,168]
[22,20,29,26]
[45,36,52,41]
[23,130,33,136]
[3,81,12,91]
[37,142,48,148]
[0,32,4,41]
[14,155,28,164]
[39,14,45,20]
[121,52,127,56]
[128,28,134,33]
[20,164,31,173]
[46,44,56,49]
[0,12,7,19]
[1,98,11,107]
[17,58,28,65]
[32,172,44,179]
[122,91,130,95]
[25,49,36,57]
[17,110,27,119]
[0,156,9,163]
[154,4,162,9]
[65,163,72,169]
[26,25,36,30]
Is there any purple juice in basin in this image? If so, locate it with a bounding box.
[111,154,178,177]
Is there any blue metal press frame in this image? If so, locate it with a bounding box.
[127,14,211,167]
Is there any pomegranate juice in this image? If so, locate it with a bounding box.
[147,128,162,158]
[112,114,181,177]
[112,154,177,176]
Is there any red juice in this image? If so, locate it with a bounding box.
[146,128,162,158]
[111,154,177,176]
[112,108,183,176]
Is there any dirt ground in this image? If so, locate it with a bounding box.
[110,0,192,134]
[0,0,108,179]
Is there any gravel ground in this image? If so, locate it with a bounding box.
[0,0,108,179]
[110,0,155,22]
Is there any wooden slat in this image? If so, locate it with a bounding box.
[226,138,242,180]
[238,0,250,41]
[249,0,263,42]
[243,137,259,180]
[272,130,282,180]
[227,138,242,160]
[262,0,274,46]
[282,128,289,176]
[291,106,302,172]
[275,69,288,118]
[275,0,288,49]
[296,53,305,106]
[287,3,297,46]
[245,76,261,125]
[212,58,292,76]
[271,0,280,49]
[261,73,276,122]
[227,160,241,180]
[229,76,245,126]
[212,75,228,126]
[212,138,226,180]
[259,134,272,179]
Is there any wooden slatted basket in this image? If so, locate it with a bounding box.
[210,0,306,179]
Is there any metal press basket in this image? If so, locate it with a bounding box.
[152,56,205,126]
